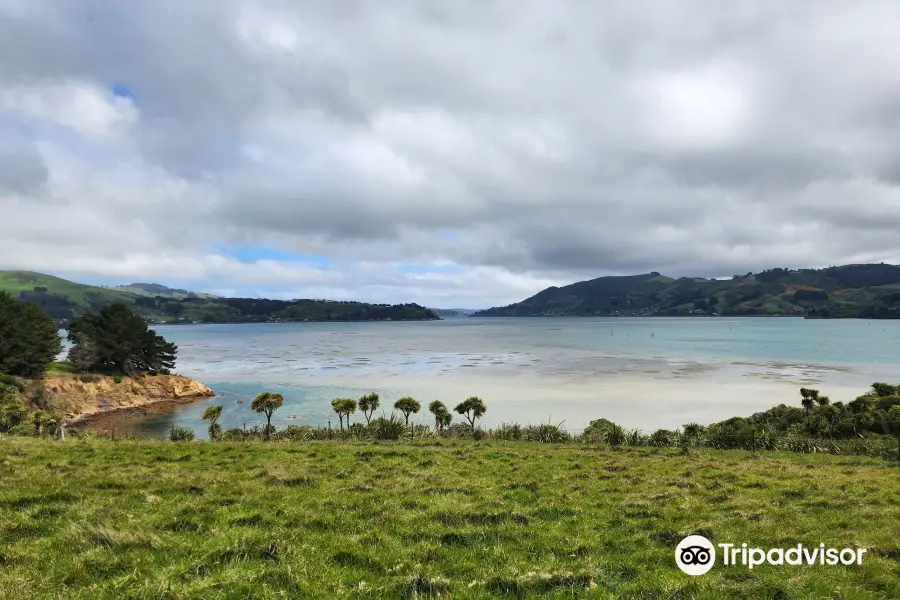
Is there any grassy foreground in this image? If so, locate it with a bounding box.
[1,439,898,599]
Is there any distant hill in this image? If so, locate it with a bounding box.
[429,308,479,318]
[473,264,900,319]
[0,270,440,326]
[0,271,136,324]
[115,282,218,300]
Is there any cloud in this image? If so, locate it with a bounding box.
[2,0,900,307]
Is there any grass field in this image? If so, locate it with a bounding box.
[0,438,898,599]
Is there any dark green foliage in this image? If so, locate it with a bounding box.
[66,303,177,374]
[428,400,452,432]
[202,405,223,440]
[393,396,421,426]
[0,383,26,432]
[0,292,63,377]
[694,382,900,449]
[169,425,195,441]
[330,397,357,430]
[454,396,486,428]
[0,373,26,392]
[887,406,900,461]
[357,392,379,424]
[367,414,407,440]
[251,392,283,440]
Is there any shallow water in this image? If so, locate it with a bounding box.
[127,317,900,438]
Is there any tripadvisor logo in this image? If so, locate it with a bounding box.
[675,536,868,575]
[676,535,716,575]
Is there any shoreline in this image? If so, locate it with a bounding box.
[70,394,214,436]
[25,373,216,433]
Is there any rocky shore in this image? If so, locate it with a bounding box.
[28,373,215,431]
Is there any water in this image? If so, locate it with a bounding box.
[129,317,900,438]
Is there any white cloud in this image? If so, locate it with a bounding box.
[1,1,899,307]
[2,80,138,140]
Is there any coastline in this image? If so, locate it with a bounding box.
[70,396,211,436]
[25,373,216,433]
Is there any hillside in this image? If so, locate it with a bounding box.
[474,264,900,318]
[114,282,218,300]
[0,270,440,326]
[429,308,478,318]
[1,438,897,599]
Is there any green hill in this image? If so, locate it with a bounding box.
[0,271,138,323]
[474,264,900,318]
[0,270,440,326]
[114,282,218,300]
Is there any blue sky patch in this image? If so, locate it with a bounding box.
[112,83,136,101]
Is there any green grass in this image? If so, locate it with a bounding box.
[45,361,76,374]
[0,438,898,599]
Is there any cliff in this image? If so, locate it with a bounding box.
[25,373,215,422]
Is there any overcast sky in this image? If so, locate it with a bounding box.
[2,1,900,308]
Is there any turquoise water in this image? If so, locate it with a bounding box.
[129,317,900,438]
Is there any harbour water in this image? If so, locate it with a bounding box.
[126,317,900,438]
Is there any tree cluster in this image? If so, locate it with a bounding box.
[67,303,177,374]
[0,291,62,377]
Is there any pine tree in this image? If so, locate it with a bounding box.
[67,303,177,374]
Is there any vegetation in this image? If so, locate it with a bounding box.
[251,392,283,441]
[394,396,421,428]
[168,425,195,441]
[358,392,380,424]
[0,270,441,326]
[330,397,357,430]
[455,396,487,428]
[0,383,26,432]
[0,437,898,599]
[67,303,177,374]
[202,405,223,440]
[0,291,62,377]
[428,400,452,432]
[473,263,900,318]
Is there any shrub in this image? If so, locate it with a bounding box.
[6,422,34,437]
[626,429,645,446]
[648,429,677,447]
[683,423,705,437]
[606,423,626,447]
[0,383,26,432]
[113,375,123,384]
[527,423,570,443]
[494,423,523,441]
[0,374,26,392]
[368,415,406,440]
[876,395,900,412]
[169,425,195,442]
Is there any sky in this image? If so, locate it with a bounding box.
[2,1,900,309]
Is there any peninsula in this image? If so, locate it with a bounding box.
[0,270,440,327]
[474,263,900,318]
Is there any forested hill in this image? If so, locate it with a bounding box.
[473,264,900,318]
[0,271,440,326]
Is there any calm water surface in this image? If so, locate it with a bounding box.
[128,317,900,438]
